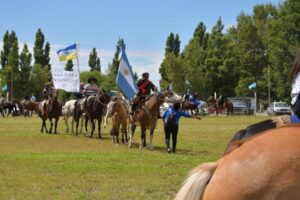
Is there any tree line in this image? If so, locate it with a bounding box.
[159,0,300,106]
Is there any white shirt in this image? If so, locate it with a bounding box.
[291,73,300,105]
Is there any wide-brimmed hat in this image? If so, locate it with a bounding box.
[88,77,97,83]
[142,72,149,77]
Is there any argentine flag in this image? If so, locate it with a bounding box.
[57,43,77,61]
[116,45,138,99]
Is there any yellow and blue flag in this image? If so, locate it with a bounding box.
[57,43,77,61]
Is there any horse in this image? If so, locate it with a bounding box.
[21,100,37,117]
[207,96,234,116]
[86,91,111,138]
[175,124,300,200]
[181,101,198,115]
[106,95,130,144]
[62,99,77,133]
[0,102,5,117]
[128,90,173,149]
[1,101,17,116]
[37,100,49,133]
[46,88,62,134]
[74,97,88,136]
[224,115,293,156]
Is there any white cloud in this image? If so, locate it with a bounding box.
[0,42,164,87]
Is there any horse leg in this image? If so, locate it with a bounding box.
[129,124,136,148]
[85,116,89,135]
[90,117,95,138]
[49,117,53,134]
[149,127,154,150]
[140,126,146,149]
[54,117,58,134]
[71,116,74,134]
[79,115,84,133]
[98,118,102,139]
[64,115,69,133]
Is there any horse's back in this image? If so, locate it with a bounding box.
[203,125,300,200]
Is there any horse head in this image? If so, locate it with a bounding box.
[97,90,111,106]
[107,96,118,116]
[157,90,174,103]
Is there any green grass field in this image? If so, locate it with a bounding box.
[0,115,269,200]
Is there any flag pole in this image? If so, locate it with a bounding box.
[75,43,80,73]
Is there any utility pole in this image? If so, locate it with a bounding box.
[268,64,271,106]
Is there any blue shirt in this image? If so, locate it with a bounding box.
[190,97,201,107]
[162,108,191,125]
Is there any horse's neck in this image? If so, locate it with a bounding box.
[145,95,160,112]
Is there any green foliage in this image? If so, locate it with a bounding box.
[160,53,185,93]
[30,64,51,100]
[88,47,101,72]
[106,38,125,90]
[18,44,32,98]
[65,60,74,71]
[80,71,110,91]
[0,31,11,69]
[160,33,182,89]
[33,28,51,69]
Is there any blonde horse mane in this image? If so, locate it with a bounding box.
[175,162,217,200]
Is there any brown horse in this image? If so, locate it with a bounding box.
[38,86,62,134]
[175,125,300,200]
[106,95,129,144]
[86,91,111,138]
[207,96,234,116]
[129,91,173,149]
[181,101,198,115]
[47,89,62,134]
[21,100,37,116]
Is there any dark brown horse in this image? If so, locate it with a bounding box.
[207,96,234,116]
[129,91,173,149]
[74,97,87,135]
[38,86,62,134]
[175,125,300,200]
[86,91,111,138]
[47,89,62,134]
[21,100,36,116]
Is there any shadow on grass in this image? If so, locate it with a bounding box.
[152,146,214,156]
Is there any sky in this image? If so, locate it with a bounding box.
[0,0,282,87]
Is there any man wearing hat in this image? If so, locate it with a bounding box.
[83,77,99,97]
[131,72,157,114]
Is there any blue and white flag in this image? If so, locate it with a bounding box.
[57,43,77,61]
[248,82,256,89]
[1,84,7,92]
[116,45,139,99]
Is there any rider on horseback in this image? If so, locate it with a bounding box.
[131,72,157,114]
[83,77,99,97]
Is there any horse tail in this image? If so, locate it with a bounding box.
[175,162,217,200]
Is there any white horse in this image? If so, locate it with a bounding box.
[62,100,84,133]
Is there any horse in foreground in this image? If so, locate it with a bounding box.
[105,95,129,144]
[207,96,234,116]
[129,90,173,149]
[175,124,300,200]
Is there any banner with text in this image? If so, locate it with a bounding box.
[52,71,80,92]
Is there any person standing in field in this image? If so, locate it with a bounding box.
[162,101,201,153]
